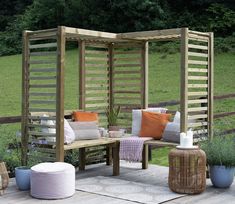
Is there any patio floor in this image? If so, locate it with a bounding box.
[1,161,234,204]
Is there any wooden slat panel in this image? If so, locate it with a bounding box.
[30,51,57,56]
[113,77,141,81]
[28,116,56,120]
[28,123,56,128]
[86,76,108,81]
[188,76,208,80]
[188,84,208,88]
[85,63,108,67]
[114,96,141,100]
[188,44,208,50]
[85,50,108,55]
[86,103,108,108]
[29,76,56,80]
[188,68,208,73]
[86,90,109,94]
[30,68,56,73]
[188,91,208,96]
[85,84,109,88]
[29,108,56,112]
[114,90,141,94]
[30,100,56,104]
[29,60,56,64]
[85,57,108,61]
[188,52,208,58]
[30,84,56,88]
[86,70,109,75]
[28,131,56,137]
[113,70,141,74]
[114,57,140,61]
[188,107,208,112]
[113,63,141,67]
[29,42,57,49]
[188,60,208,65]
[29,92,56,96]
[188,114,208,119]
[188,99,208,104]
[188,122,208,128]
[85,97,108,101]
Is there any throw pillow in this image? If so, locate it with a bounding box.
[131,107,168,136]
[162,122,180,143]
[73,111,98,122]
[140,111,170,139]
[64,119,75,144]
[69,121,100,140]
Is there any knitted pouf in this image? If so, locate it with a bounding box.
[30,162,75,199]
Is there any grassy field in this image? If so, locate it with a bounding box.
[0,49,234,167]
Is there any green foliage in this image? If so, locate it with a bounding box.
[1,0,234,56]
[200,136,235,167]
[106,106,121,126]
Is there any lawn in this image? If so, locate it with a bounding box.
[0,49,234,167]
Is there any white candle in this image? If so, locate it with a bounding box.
[180,132,187,147]
[187,129,193,147]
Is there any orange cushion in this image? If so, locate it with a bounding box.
[73,111,98,122]
[140,111,171,139]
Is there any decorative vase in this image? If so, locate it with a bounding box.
[15,166,31,191]
[0,162,9,195]
[210,165,235,188]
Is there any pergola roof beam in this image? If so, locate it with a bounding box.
[64,27,117,39]
[117,28,181,40]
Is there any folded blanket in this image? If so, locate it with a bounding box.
[119,136,152,162]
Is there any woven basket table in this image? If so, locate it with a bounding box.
[168,147,206,194]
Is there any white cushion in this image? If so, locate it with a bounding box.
[162,122,180,143]
[131,107,168,136]
[69,121,100,140]
[64,119,75,144]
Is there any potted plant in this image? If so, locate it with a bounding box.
[200,135,235,188]
[106,106,121,131]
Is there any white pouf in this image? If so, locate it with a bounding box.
[30,162,75,199]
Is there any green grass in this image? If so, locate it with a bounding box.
[149,147,172,166]
[0,49,235,166]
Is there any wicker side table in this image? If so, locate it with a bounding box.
[168,147,206,194]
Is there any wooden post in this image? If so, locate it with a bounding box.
[56,26,65,161]
[108,43,114,126]
[142,41,149,109]
[79,148,86,170]
[208,32,214,139]
[180,28,189,133]
[79,40,86,110]
[21,31,30,166]
[112,141,120,176]
[142,143,149,169]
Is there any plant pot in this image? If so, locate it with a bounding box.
[108,126,120,131]
[15,166,31,191]
[210,165,234,188]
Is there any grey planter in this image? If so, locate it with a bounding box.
[210,165,234,188]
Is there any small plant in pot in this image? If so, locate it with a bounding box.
[200,135,235,188]
[106,106,121,131]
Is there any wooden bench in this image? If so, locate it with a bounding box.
[64,138,120,176]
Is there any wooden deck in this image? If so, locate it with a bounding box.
[1,162,234,204]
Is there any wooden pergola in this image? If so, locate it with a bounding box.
[21,26,214,165]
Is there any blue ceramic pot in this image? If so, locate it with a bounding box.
[210,165,235,188]
[15,166,31,191]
